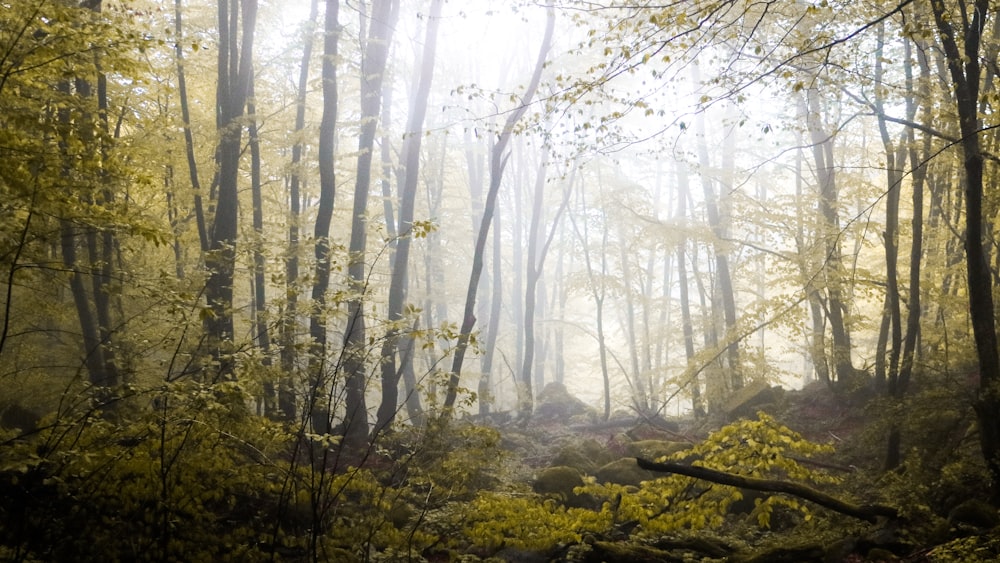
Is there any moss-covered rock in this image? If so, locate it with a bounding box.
[594,458,659,487]
[624,440,690,460]
[535,382,597,422]
[947,498,999,529]
[532,465,597,508]
[552,438,614,473]
[723,380,785,421]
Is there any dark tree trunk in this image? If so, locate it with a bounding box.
[675,162,704,417]
[247,74,274,414]
[307,0,340,434]
[931,0,1000,504]
[204,0,257,381]
[174,0,208,253]
[806,87,856,386]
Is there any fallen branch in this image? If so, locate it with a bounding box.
[635,457,898,523]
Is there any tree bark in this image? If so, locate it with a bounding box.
[279,0,318,421]
[204,0,257,381]
[374,0,442,436]
[174,0,208,253]
[675,162,704,417]
[930,0,1000,504]
[635,458,898,523]
[806,86,856,385]
[341,0,398,449]
[306,0,339,433]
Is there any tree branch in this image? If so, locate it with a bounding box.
[635,457,898,523]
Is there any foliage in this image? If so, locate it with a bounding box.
[0,379,514,562]
[447,413,841,557]
[581,412,839,535]
[460,493,611,552]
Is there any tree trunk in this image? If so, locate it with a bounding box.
[307,0,340,434]
[692,66,741,393]
[204,0,257,381]
[174,0,208,253]
[675,162,704,417]
[247,72,273,413]
[930,0,1000,504]
[519,148,570,420]
[279,0,318,421]
[806,86,856,386]
[441,6,555,413]
[341,0,398,449]
[374,0,442,436]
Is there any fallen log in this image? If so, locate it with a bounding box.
[635,457,898,523]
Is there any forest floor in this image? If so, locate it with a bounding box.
[460,380,1000,562]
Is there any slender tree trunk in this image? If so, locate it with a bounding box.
[806,86,856,386]
[675,162,704,417]
[307,0,340,434]
[619,221,646,412]
[873,22,906,395]
[442,6,555,413]
[374,0,442,436]
[569,183,612,421]
[174,0,208,253]
[341,0,399,449]
[247,73,274,414]
[519,147,570,419]
[204,0,257,381]
[693,63,741,392]
[279,0,318,420]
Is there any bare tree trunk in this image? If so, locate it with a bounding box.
[873,22,906,395]
[247,72,274,413]
[806,86,856,386]
[569,182,612,421]
[174,0,208,253]
[374,0,442,436]
[341,0,399,449]
[204,0,257,381]
[675,162,704,417]
[693,63,741,392]
[930,0,1000,504]
[307,0,340,433]
[441,6,555,414]
[279,0,318,421]
[518,148,570,420]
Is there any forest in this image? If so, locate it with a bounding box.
[2,0,1000,560]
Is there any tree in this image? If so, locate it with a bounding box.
[442,4,555,414]
[929,0,1000,502]
[518,147,571,418]
[203,0,258,380]
[341,0,399,449]
[374,0,443,435]
[307,0,340,433]
[278,0,319,421]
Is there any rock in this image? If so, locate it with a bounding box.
[552,438,614,473]
[948,498,1000,529]
[594,458,659,487]
[0,403,39,434]
[532,465,597,508]
[624,440,690,461]
[723,380,784,421]
[535,382,597,422]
